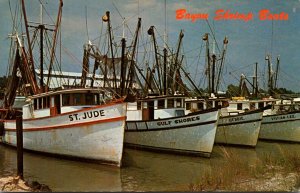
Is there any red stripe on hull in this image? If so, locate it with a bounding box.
[5,116,126,132]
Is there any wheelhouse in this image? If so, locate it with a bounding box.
[126,95,185,121]
[23,88,108,119]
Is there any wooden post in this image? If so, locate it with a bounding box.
[16,111,23,179]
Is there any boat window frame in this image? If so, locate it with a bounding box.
[237,103,243,110]
[197,102,204,110]
[38,98,42,109]
[176,98,182,108]
[167,99,174,108]
[186,102,191,110]
[157,99,165,109]
[258,102,264,109]
[250,102,255,110]
[33,99,37,110]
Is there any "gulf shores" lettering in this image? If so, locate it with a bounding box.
[156,116,200,126]
[176,9,288,22]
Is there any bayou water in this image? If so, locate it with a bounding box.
[0,141,299,191]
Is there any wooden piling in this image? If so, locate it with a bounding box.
[16,111,23,179]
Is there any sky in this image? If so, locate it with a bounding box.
[0,0,300,92]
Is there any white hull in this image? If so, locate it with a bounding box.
[125,109,219,157]
[1,102,127,167]
[216,110,263,146]
[260,111,300,142]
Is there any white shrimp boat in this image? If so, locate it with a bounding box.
[125,95,220,157]
[260,103,300,142]
[1,89,127,167]
[0,1,130,167]
[228,98,300,143]
[185,98,264,146]
[216,109,263,146]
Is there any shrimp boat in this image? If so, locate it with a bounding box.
[125,95,220,157]
[185,97,264,147]
[1,90,127,166]
[227,55,300,143]
[259,101,300,143]
[0,1,127,167]
[227,97,300,143]
[182,35,265,147]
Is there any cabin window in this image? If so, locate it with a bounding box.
[38,98,42,109]
[258,102,264,109]
[175,110,185,117]
[34,99,37,110]
[186,102,191,110]
[142,102,148,109]
[86,93,94,105]
[158,100,165,109]
[62,94,71,106]
[50,97,55,107]
[237,103,243,110]
[197,102,204,110]
[137,102,141,110]
[176,99,182,108]
[250,102,255,110]
[73,93,85,105]
[167,99,174,108]
[94,94,100,105]
[43,97,50,108]
[213,101,217,108]
[207,101,213,108]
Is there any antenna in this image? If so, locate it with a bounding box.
[164,0,167,48]
[85,6,90,42]
[40,1,43,24]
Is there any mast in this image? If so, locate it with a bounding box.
[120,38,126,96]
[106,11,118,92]
[20,0,39,95]
[21,0,36,78]
[46,0,63,91]
[215,37,228,93]
[148,26,162,94]
[126,18,141,93]
[163,48,167,95]
[203,33,211,95]
[266,54,273,95]
[39,3,45,92]
[252,62,259,98]
[274,55,280,89]
[172,30,184,94]
[80,44,90,88]
[211,54,216,95]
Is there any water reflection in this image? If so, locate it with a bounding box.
[0,147,121,192]
[0,141,299,191]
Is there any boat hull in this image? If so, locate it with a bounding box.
[216,110,263,147]
[1,102,127,167]
[125,108,219,157]
[260,111,300,142]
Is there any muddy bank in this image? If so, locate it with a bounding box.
[232,171,300,191]
[0,175,51,192]
[189,147,300,192]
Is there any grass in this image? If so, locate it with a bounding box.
[189,146,300,191]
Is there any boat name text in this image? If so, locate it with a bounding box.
[228,116,245,123]
[69,110,105,121]
[176,9,288,22]
[270,114,295,121]
[157,116,200,126]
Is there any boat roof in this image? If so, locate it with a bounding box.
[29,88,108,99]
[137,94,186,102]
